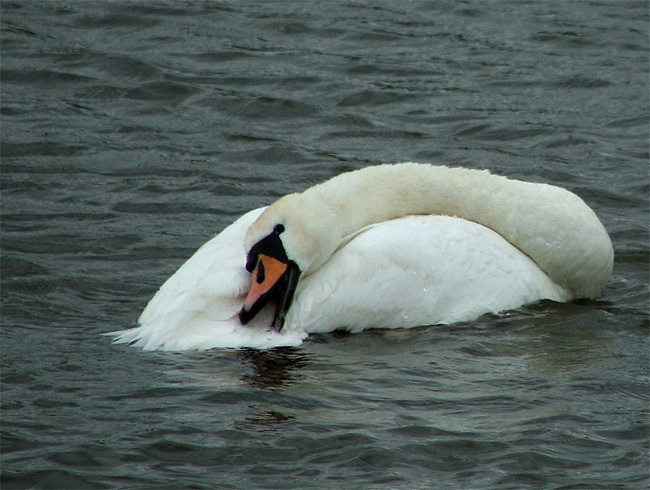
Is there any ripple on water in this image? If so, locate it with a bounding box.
[1,0,648,489]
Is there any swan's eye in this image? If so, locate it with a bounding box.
[255,259,265,284]
[245,226,288,272]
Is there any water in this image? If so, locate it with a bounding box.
[1,1,648,488]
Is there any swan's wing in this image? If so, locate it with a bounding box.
[287,215,569,334]
[137,208,265,328]
[107,207,308,350]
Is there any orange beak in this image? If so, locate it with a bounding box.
[242,254,288,312]
[239,254,301,331]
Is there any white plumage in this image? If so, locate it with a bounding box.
[108,163,613,350]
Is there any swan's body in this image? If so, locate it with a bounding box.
[108,163,613,350]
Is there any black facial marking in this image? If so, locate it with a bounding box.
[246,224,287,272]
[256,259,265,284]
[271,261,300,331]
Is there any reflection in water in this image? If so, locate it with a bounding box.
[512,301,615,377]
[235,348,312,431]
[160,346,311,390]
[239,347,311,388]
[243,407,295,429]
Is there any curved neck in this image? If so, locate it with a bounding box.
[304,163,613,299]
[309,163,492,236]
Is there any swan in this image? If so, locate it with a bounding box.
[107,163,614,350]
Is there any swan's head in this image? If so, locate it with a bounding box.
[239,192,340,331]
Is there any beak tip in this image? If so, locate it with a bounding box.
[238,307,251,325]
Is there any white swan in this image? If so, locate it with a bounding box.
[108,163,613,350]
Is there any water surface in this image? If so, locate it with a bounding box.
[2,1,648,488]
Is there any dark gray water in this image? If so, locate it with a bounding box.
[2,1,648,488]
